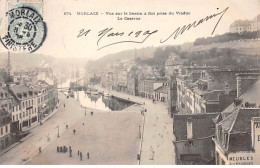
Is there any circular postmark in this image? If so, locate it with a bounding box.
[0,6,46,53]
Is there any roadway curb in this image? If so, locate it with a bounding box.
[0,133,34,157]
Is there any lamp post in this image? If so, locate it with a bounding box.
[56,125,60,138]
[139,125,141,138]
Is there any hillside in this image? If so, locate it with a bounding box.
[85,46,156,73]
[0,53,88,74]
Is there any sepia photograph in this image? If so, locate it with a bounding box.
[0,0,259,166]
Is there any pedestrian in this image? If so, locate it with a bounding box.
[70,149,72,157]
[87,152,90,159]
[60,146,63,152]
[57,146,60,152]
[78,150,80,156]
[85,111,86,116]
[91,111,93,116]
[73,129,76,135]
[66,124,68,129]
[80,152,82,161]
[82,123,84,125]
[64,104,65,108]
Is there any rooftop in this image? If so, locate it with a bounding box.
[230,20,251,27]
[223,79,260,113]
[173,113,219,141]
[154,86,168,94]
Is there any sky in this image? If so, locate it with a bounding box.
[0,0,259,60]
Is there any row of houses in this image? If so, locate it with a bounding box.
[97,51,260,165]
[100,59,169,102]
[172,65,260,164]
[0,68,58,151]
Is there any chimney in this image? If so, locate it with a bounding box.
[233,98,243,107]
[187,117,193,139]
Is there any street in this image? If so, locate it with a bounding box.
[97,87,176,165]
[0,89,175,165]
[0,93,85,164]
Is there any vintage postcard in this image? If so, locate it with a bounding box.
[0,0,260,165]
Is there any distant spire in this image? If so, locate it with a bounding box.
[7,51,11,79]
[7,51,11,89]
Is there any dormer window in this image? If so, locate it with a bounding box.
[218,126,222,141]
[29,91,33,96]
[224,133,228,147]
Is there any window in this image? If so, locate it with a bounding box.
[20,113,22,119]
[224,133,228,146]
[5,126,8,133]
[1,128,3,135]
[13,116,15,121]
[16,114,18,121]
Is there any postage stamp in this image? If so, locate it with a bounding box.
[0,0,46,53]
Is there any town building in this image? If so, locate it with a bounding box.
[153,84,168,102]
[167,77,177,117]
[0,108,12,151]
[8,80,58,131]
[140,77,167,99]
[176,67,257,114]
[9,84,39,130]
[173,113,220,164]
[165,54,181,78]
[213,75,260,165]
[213,108,260,165]
[230,14,260,34]
[127,66,141,96]
[176,66,216,113]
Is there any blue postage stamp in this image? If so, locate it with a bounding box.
[0,0,47,53]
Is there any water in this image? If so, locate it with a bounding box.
[59,78,134,111]
[72,91,134,111]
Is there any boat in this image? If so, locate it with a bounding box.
[103,92,112,97]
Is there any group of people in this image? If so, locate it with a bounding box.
[56,146,90,160]
[57,146,69,153]
[77,150,90,161]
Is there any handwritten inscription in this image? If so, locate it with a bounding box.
[77,7,229,50]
